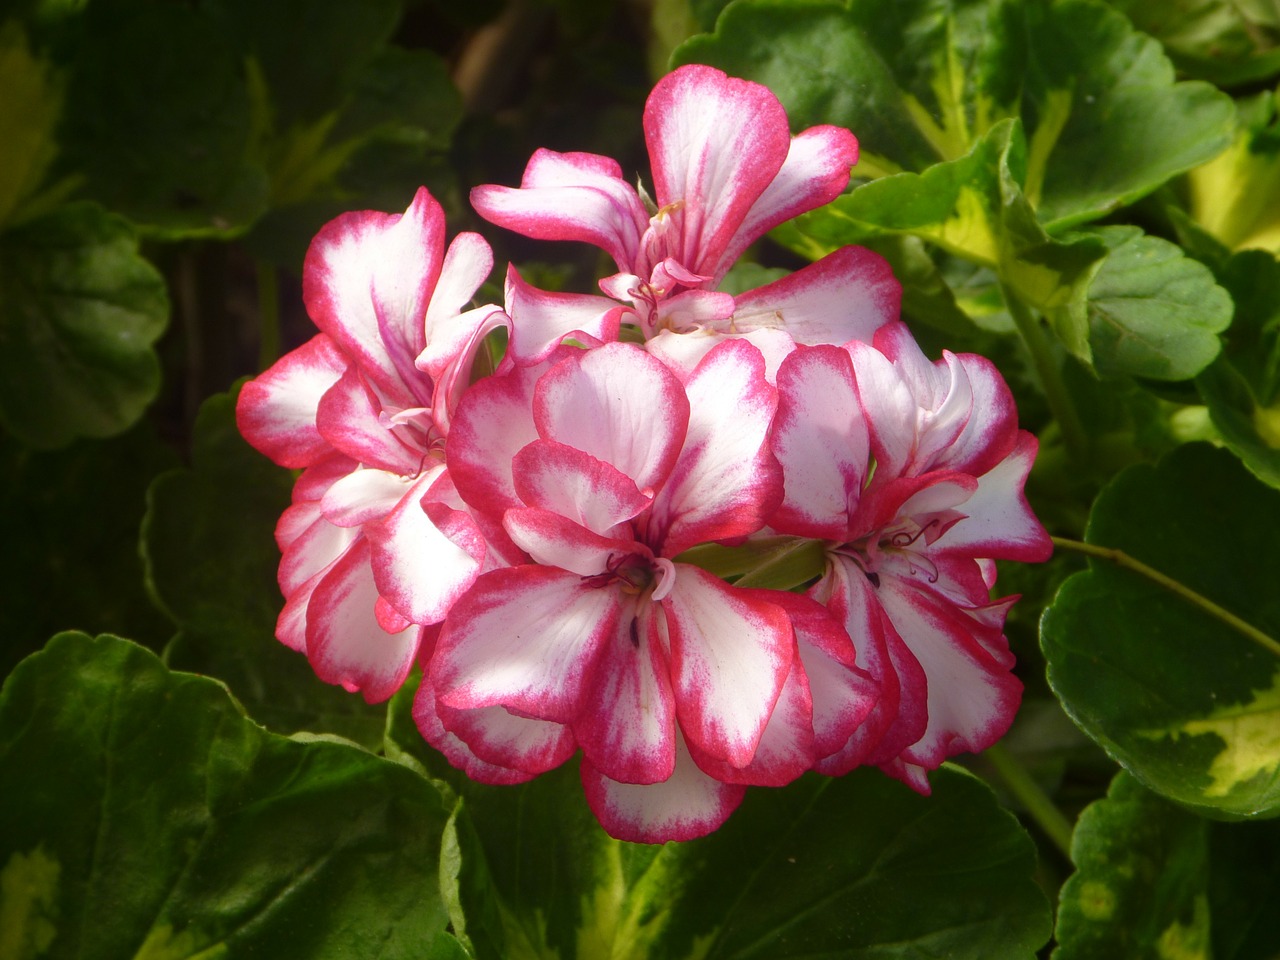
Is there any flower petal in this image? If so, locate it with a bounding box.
[236,334,348,468]
[305,537,424,703]
[504,266,625,364]
[534,342,690,495]
[581,736,745,843]
[435,698,576,775]
[512,439,651,535]
[771,344,869,540]
[650,339,781,556]
[731,246,898,347]
[418,230,496,374]
[432,566,621,722]
[315,366,424,475]
[644,65,790,279]
[663,565,792,768]
[471,148,648,270]
[413,677,540,785]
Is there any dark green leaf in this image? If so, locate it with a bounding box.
[0,202,167,448]
[1081,226,1232,380]
[57,3,269,236]
[142,387,386,747]
[1056,771,1280,960]
[1041,443,1280,818]
[1197,250,1280,488]
[0,632,465,960]
[386,689,1050,960]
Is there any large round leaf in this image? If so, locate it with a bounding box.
[0,632,464,960]
[1041,443,1280,819]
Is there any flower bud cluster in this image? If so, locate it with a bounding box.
[238,65,1050,842]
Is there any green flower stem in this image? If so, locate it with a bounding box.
[257,260,281,371]
[1000,283,1088,463]
[1052,535,1280,659]
[983,741,1074,859]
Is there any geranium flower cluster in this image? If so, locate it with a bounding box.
[237,65,1051,843]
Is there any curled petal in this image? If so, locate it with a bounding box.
[511,440,651,536]
[418,231,497,375]
[315,366,424,476]
[414,677,540,785]
[435,698,576,776]
[504,266,625,364]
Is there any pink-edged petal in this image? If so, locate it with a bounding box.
[277,501,360,595]
[651,288,735,332]
[502,507,640,577]
[581,736,746,843]
[534,342,690,494]
[879,757,933,795]
[730,246,899,347]
[319,466,417,527]
[289,455,357,505]
[715,125,860,278]
[650,339,781,556]
[644,65,790,278]
[413,678,540,785]
[305,537,424,703]
[447,358,551,515]
[427,305,511,438]
[366,473,487,625]
[946,353,1020,476]
[431,566,621,722]
[315,366,424,475]
[236,334,348,468]
[687,637,815,787]
[771,344,869,540]
[645,327,797,384]
[435,698,576,775]
[512,439,651,535]
[663,565,792,768]
[775,589,879,759]
[934,432,1053,562]
[847,339,919,480]
[471,148,649,270]
[811,556,926,774]
[418,231,496,373]
[876,571,1022,769]
[304,187,445,399]
[504,266,625,364]
[575,600,677,784]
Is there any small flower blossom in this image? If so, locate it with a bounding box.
[768,322,1053,789]
[472,64,899,364]
[236,188,504,701]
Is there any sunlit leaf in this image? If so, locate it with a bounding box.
[0,632,466,960]
[1041,443,1280,819]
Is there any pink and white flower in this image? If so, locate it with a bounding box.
[236,187,504,702]
[472,64,898,363]
[417,339,877,841]
[768,322,1053,789]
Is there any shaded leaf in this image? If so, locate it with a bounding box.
[142,387,386,748]
[1056,770,1280,960]
[0,202,168,448]
[0,632,465,960]
[1041,443,1280,818]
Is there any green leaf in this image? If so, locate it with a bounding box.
[0,632,465,960]
[1041,443,1280,819]
[55,2,269,237]
[1080,226,1232,380]
[1196,249,1280,488]
[142,387,386,748]
[386,690,1051,960]
[1104,0,1280,87]
[0,202,168,448]
[1056,771,1280,960]
[673,0,1233,229]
